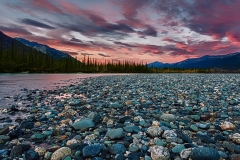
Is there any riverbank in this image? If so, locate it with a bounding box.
[0,74,240,159]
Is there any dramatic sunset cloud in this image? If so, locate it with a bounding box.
[0,0,240,63]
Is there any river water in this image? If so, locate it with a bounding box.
[0,73,122,108]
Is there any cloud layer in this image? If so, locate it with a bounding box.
[0,0,240,63]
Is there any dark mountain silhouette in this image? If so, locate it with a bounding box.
[15,38,69,59]
[0,31,80,72]
[148,52,240,70]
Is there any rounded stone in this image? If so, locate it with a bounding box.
[72,118,94,131]
[82,144,102,157]
[51,147,71,160]
[172,144,185,154]
[44,151,52,160]
[160,114,176,122]
[106,128,123,139]
[147,126,163,137]
[109,144,126,155]
[191,147,220,160]
[150,146,170,160]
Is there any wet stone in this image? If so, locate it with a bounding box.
[82,144,102,157]
[72,118,94,131]
[0,127,9,135]
[172,144,185,154]
[191,147,220,160]
[109,143,126,155]
[25,149,40,160]
[106,128,123,139]
[10,144,31,159]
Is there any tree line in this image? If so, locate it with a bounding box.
[0,38,149,73]
[0,37,227,73]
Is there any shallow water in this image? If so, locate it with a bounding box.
[0,73,123,107]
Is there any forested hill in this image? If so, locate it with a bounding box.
[0,31,150,73]
[0,31,81,73]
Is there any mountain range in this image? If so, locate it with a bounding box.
[148,52,240,70]
[1,31,240,71]
[0,31,70,60]
[15,38,69,59]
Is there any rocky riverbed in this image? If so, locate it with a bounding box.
[0,74,240,160]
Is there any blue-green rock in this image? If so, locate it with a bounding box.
[172,144,185,154]
[191,147,220,160]
[106,128,123,139]
[72,118,94,131]
[30,133,44,140]
[109,144,126,155]
[82,144,102,157]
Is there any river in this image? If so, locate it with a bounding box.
[0,73,123,108]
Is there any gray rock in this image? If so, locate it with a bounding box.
[106,128,123,139]
[0,149,9,157]
[154,138,167,147]
[43,131,53,137]
[69,99,81,106]
[30,133,44,140]
[124,125,140,133]
[218,151,228,159]
[109,144,126,155]
[160,114,176,122]
[128,143,139,152]
[10,144,31,159]
[151,146,170,160]
[172,144,185,154]
[197,134,216,144]
[190,125,198,132]
[179,132,192,143]
[180,148,193,159]
[198,123,209,129]
[190,115,200,121]
[0,135,10,142]
[72,118,94,131]
[110,102,123,108]
[82,144,102,157]
[191,147,220,160]
[25,149,40,160]
[88,112,102,124]
[147,126,163,137]
[225,143,240,153]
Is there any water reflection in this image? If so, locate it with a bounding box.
[0,73,125,107]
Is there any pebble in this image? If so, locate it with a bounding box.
[191,147,220,160]
[150,146,170,160]
[82,144,102,157]
[229,133,240,144]
[109,143,126,155]
[25,149,40,160]
[106,128,123,139]
[180,148,193,159]
[51,147,71,160]
[220,121,236,130]
[0,127,9,135]
[172,144,185,154]
[160,114,176,122]
[72,118,94,131]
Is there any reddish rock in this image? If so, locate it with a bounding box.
[0,127,9,135]
[231,154,240,160]
[220,121,236,131]
[200,114,211,121]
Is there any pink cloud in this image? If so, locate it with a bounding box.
[32,0,62,13]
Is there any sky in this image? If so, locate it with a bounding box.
[0,0,240,63]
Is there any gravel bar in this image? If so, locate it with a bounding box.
[0,73,240,160]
